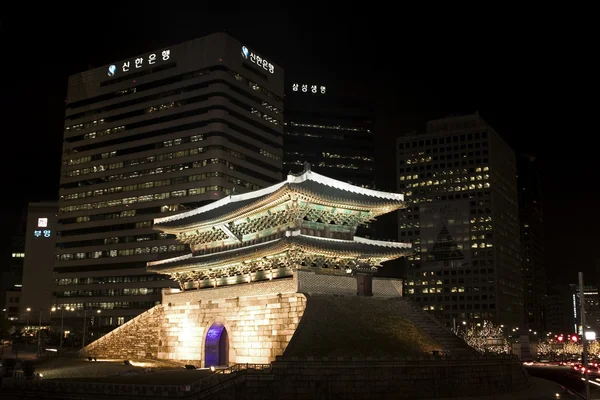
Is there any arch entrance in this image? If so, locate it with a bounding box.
[204,323,229,367]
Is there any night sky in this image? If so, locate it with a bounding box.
[0,4,594,284]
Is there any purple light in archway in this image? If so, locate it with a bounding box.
[205,323,228,367]
[206,324,225,339]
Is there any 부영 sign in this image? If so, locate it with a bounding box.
[107,49,172,77]
[241,45,275,74]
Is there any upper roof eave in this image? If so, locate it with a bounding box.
[153,169,404,231]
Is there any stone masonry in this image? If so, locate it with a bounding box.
[159,290,306,364]
[83,271,406,366]
[83,305,163,359]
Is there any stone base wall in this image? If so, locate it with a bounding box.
[82,271,402,365]
[82,305,163,359]
[269,356,529,399]
[159,289,307,365]
[206,356,529,400]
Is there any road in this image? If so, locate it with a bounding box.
[526,365,600,399]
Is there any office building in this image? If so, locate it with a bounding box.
[518,154,547,332]
[397,113,522,328]
[20,202,58,322]
[55,33,284,329]
[570,284,600,335]
[283,82,375,236]
[544,284,575,335]
[0,214,26,315]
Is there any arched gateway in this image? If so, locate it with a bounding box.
[204,323,229,367]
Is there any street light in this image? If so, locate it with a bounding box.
[37,309,43,356]
[81,309,101,349]
[51,306,74,349]
[25,307,31,349]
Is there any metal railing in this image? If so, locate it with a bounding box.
[189,363,272,394]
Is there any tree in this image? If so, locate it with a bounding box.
[558,341,582,356]
[588,340,600,358]
[460,320,511,354]
[537,341,553,355]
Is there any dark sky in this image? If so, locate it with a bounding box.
[0,4,595,284]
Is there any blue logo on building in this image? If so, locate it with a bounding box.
[107,65,116,77]
[241,46,249,59]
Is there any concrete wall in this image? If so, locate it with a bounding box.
[83,305,163,359]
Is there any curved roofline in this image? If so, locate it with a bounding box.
[147,230,412,272]
[154,169,403,226]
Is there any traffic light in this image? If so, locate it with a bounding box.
[557,335,564,342]
[571,335,578,342]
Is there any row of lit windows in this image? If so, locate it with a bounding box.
[285,131,344,140]
[287,160,373,171]
[64,141,246,178]
[422,305,495,312]
[63,169,260,201]
[56,244,186,261]
[259,148,281,161]
[398,132,488,149]
[65,133,277,176]
[55,274,170,286]
[59,233,171,248]
[59,185,230,213]
[250,107,279,125]
[56,288,163,297]
[403,150,489,165]
[401,159,489,173]
[321,152,374,162]
[74,209,136,223]
[66,132,202,166]
[288,122,370,133]
[11,253,25,258]
[58,302,157,310]
[403,182,491,197]
[83,125,125,141]
[400,174,489,183]
[66,119,105,132]
[402,167,490,181]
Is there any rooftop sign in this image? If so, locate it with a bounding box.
[107,49,172,77]
[241,45,275,74]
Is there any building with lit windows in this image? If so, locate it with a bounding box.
[396,113,522,328]
[570,284,600,335]
[0,214,26,315]
[544,284,574,334]
[20,202,58,320]
[518,154,547,333]
[55,33,284,331]
[284,82,375,236]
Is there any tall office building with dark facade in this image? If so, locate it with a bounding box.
[283,82,375,235]
[518,154,546,332]
[55,33,284,330]
[396,113,522,328]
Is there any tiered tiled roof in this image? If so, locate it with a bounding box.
[153,168,404,233]
[147,230,411,274]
